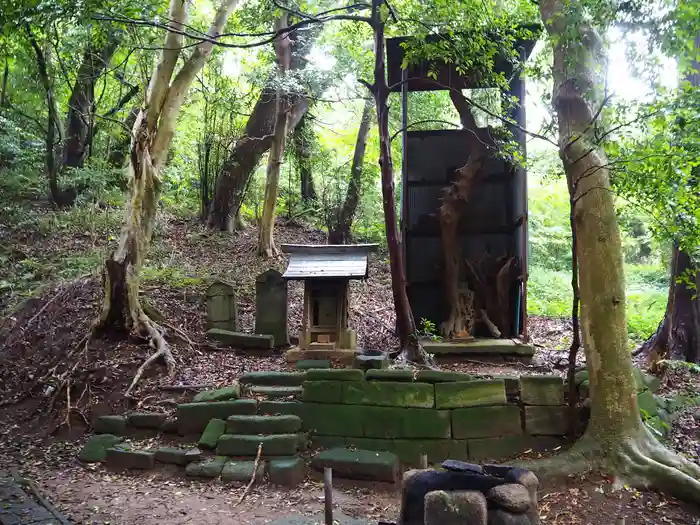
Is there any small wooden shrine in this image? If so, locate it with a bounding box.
[281,244,378,351]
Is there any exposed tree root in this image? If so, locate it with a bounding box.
[515,427,700,503]
[124,314,176,397]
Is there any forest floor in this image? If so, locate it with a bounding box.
[1,207,700,525]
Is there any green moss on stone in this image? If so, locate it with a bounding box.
[301,403,364,436]
[520,376,565,406]
[78,434,123,463]
[311,448,399,482]
[415,371,474,383]
[216,434,298,457]
[222,460,266,483]
[199,418,226,449]
[258,401,308,418]
[193,385,241,403]
[302,381,343,403]
[524,406,568,436]
[366,369,414,382]
[311,435,348,449]
[305,369,364,381]
[637,390,658,418]
[226,415,302,435]
[434,380,506,409]
[185,456,228,478]
[343,381,434,408]
[296,360,331,370]
[93,415,127,435]
[177,400,257,434]
[452,405,523,439]
[239,371,306,386]
[268,456,305,487]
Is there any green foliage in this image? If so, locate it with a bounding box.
[418,318,441,341]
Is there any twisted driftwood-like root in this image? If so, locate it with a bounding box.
[516,427,700,503]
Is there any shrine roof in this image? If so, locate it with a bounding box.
[280,244,378,280]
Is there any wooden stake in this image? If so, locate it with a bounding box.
[234,442,262,507]
[420,454,428,469]
[324,467,333,525]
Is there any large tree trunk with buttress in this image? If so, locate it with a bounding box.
[526,0,700,501]
[328,98,374,244]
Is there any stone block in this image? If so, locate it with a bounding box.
[637,390,658,418]
[105,447,155,469]
[255,269,289,347]
[222,459,266,483]
[155,447,201,466]
[488,509,532,525]
[249,385,302,398]
[193,385,241,403]
[199,418,226,449]
[468,436,563,462]
[78,434,123,463]
[366,369,414,381]
[486,484,532,513]
[435,380,506,409]
[93,415,127,435]
[127,412,168,429]
[206,280,237,332]
[353,353,388,371]
[311,448,399,482]
[240,371,306,386]
[302,381,343,403]
[452,406,522,439]
[491,375,521,397]
[305,369,364,381]
[415,370,474,383]
[524,406,569,436]
[391,440,468,465]
[177,400,257,434]
[520,376,565,406]
[403,409,452,439]
[424,490,487,525]
[207,329,274,349]
[216,434,298,457]
[226,415,302,435]
[311,435,348,449]
[268,457,305,487]
[258,401,308,417]
[296,359,331,370]
[343,382,434,408]
[185,456,228,478]
[301,403,364,436]
[160,417,179,433]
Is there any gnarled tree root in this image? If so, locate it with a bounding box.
[124,313,176,397]
[514,427,700,503]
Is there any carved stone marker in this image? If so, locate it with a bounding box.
[255,269,289,347]
[206,280,238,332]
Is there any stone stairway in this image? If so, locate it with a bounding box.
[239,371,306,400]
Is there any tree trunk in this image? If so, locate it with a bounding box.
[258,15,291,258]
[62,35,119,169]
[528,0,700,501]
[96,0,240,396]
[208,24,319,232]
[1,57,8,110]
[293,113,317,202]
[108,106,140,168]
[328,98,374,244]
[369,0,426,363]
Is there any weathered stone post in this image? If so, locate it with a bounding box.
[255,269,289,347]
[206,280,238,332]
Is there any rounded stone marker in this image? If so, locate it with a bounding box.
[424,490,487,525]
[486,484,532,514]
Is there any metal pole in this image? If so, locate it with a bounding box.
[324,467,333,525]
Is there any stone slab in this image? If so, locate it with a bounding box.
[268,456,305,487]
[301,403,364,436]
[305,369,364,381]
[216,434,298,457]
[249,385,303,398]
[415,370,474,383]
[422,339,534,356]
[93,415,127,435]
[285,347,358,365]
[199,418,226,449]
[342,381,434,408]
[177,400,257,434]
[79,434,123,463]
[452,405,523,439]
[155,447,201,465]
[185,456,228,478]
[127,412,168,429]
[226,415,302,435]
[365,369,414,381]
[239,371,306,386]
[222,459,266,483]
[258,401,308,417]
[524,406,569,436]
[353,353,389,371]
[302,380,344,403]
[311,448,399,482]
[193,385,241,403]
[520,376,565,405]
[296,359,331,370]
[207,328,274,349]
[105,447,156,469]
[435,380,506,408]
[360,407,451,439]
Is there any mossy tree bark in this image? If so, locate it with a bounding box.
[258,15,292,258]
[527,0,700,501]
[96,0,240,396]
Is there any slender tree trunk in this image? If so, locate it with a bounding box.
[293,113,317,202]
[96,0,240,396]
[258,15,291,258]
[62,36,119,169]
[328,98,374,244]
[528,0,700,502]
[1,57,8,110]
[208,25,319,232]
[108,106,140,168]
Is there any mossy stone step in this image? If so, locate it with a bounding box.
[93,415,127,435]
[222,459,266,483]
[127,412,168,429]
[193,385,241,403]
[79,434,123,463]
[216,433,299,457]
[306,369,364,382]
[310,448,399,482]
[227,415,302,435]
[105,446,156,469]
[199,418,226,449]
[296,360,331,370]
[155,447,201,466]
[177,400,257,435]
[186,456,228,478]
[249,385,303,398]
[239,371,306,386]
